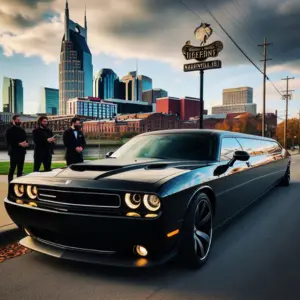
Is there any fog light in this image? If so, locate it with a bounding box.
[135,245,148,257]
[126,212,141,217]
[144,214,158,218]
[16,199,24,204]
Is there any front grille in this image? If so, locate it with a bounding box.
[38,188,121,209]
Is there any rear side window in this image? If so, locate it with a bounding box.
[237,138,282,156]
[220,138,242,161]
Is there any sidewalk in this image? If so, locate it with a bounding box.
[0,175,24,247]
[0,175,12,228]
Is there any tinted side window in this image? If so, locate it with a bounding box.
[267,141,282,154]
[220,138,242,161]
[238,138,282,156]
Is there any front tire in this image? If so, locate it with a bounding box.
[179,192,213,269]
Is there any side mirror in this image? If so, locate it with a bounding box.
[214,150,250,176]
[233,150,250,162]
[105,151,114,158]
[229,150,250,166]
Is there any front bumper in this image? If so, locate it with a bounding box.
[20,236,176,267]
[5,198,182,267]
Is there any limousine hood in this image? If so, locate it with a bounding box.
[18,158,212,185]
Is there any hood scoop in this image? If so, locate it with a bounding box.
[146,163,169,169]
[70,164,123,172]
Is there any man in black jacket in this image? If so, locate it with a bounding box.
[63,117,86,166]
[32,116,56,172]
[5,115,28,183]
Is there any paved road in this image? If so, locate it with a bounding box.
[1,156,300,300]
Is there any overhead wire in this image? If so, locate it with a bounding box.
[197,0,283,96]
[178,0,283,96]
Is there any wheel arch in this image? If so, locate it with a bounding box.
[186,185,217,217]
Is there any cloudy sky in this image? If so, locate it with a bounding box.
[0,0,299,119]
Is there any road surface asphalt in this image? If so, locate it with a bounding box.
[1,155,300,300]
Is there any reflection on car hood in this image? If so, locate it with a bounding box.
[20,158,214,184]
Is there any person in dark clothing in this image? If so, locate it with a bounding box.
[5,115,28,183]
[32,116,56,172]
[63,117,86,166]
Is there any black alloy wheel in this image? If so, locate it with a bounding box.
[179,192,213,269]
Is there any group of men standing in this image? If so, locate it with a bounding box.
[5,115,86,183]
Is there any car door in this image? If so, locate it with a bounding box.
[236,138,286,199]
[213,137,252,225]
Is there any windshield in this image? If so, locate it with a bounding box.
[111,133,215,161]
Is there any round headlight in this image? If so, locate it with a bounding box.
[125,193,141,209]
[14,184,24,197]
[143,195,161,212]
[27,185,38,199]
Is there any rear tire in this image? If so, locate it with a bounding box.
[178,192,213,269]
[280,166,290,187]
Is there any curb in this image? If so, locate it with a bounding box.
[0,224,25,248]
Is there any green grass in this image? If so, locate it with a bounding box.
[0,162,66,175]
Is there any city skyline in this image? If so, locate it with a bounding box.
[0,0,299,118]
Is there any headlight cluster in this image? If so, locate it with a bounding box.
[13,184,38,199]
[124,193,161,212]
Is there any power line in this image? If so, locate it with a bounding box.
[178,0,223,39]
[180,0,283,97]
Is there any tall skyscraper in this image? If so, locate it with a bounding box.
[40,87,59,115]
[2,76,24,113]
[59,1,93,115]
[93,69,126,100]
[121,71,152,101]
[137,75,152,101]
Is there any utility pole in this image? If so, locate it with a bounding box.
[199,70,204,129]
[258,37,273,137]
[281,76,295,149]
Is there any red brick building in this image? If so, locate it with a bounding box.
[83,112,181,137]
[82,112,277,139]
[156,96,207,121]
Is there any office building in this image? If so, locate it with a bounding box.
[67,97,117,119]
[93,69,125,99]
[121,71,152,101]
[137,75,152,101]
[212,103,257,114]
[211,86,256,114]
[223,87,253,105]
[2,77,23,113]
[40,87,59,115]
[142,88,168,104]
[59,2,93,115]
[104,98,152,114]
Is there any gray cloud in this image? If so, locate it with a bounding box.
[0,0,299,71]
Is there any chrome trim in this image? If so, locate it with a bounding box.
[39,193,56,198]
[37,189,121,208]
[37,197,120,209]
[36,237,116,255]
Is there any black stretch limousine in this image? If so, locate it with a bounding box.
[5,129,290,269]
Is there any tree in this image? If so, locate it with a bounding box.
[276,118,300,148]
[215,119,232,131]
